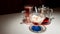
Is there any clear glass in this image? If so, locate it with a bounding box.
[21,5,53,25]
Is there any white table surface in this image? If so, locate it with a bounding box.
[0,10,60,34]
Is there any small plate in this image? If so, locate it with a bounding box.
[29,25,46,33]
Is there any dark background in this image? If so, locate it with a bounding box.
[0,0,60,15]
